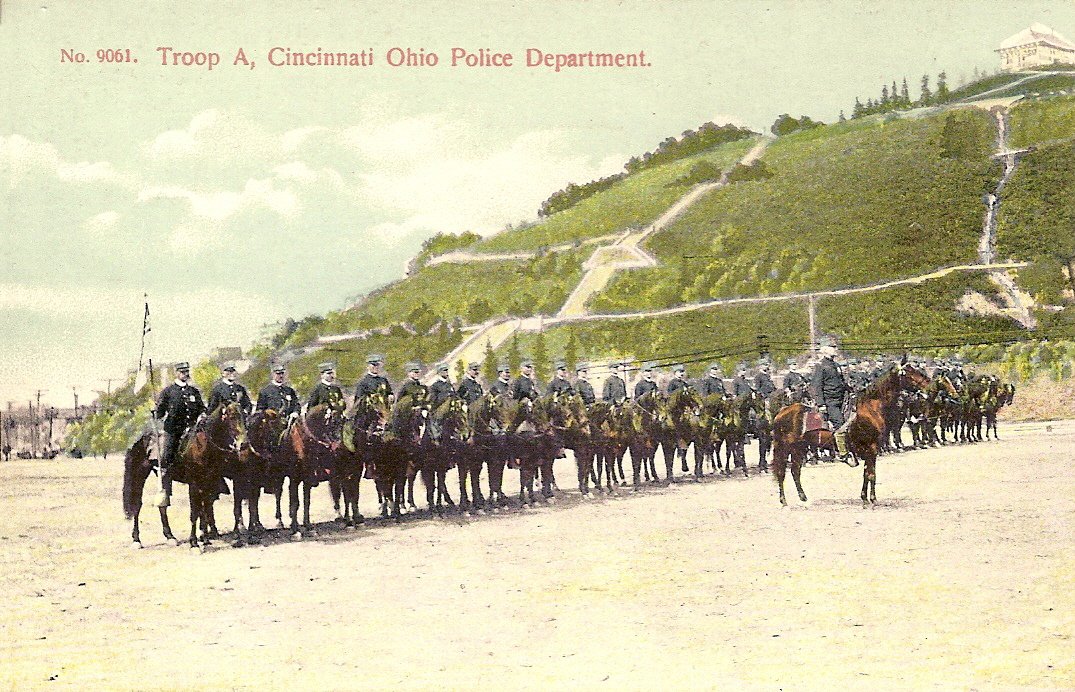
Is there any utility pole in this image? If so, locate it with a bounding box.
[807,295,818,351]
[73,387,79,420]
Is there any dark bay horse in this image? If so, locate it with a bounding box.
[368,393,423,520]
[332,393,387,527]
[284,403,346,538]
[122,403,247,550]
[244,409,291,533]
[468,392,510,508]
[424,397,468,513]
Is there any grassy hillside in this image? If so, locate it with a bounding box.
[475,138,756,253]
[591,110,998,313]
[992,73,1075,100]
[997,96,1075,306]
[284,249,588,347]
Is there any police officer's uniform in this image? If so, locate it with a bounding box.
[811,354,849,428]
[490,364,512,397]
[154,362,206,502]
[602,365,628,403]
[354,354,393,402]
[457,363,485,404]
[208,365,253,414]
[511,362,539,402]
[698,365,727,398]
[429,366,458,410]
[257,367,300,416]
[574,363,596,406]
[308,363,346,413]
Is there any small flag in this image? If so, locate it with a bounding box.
[136,294,152,391]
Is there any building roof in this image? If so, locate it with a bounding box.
[999,23,1075,52]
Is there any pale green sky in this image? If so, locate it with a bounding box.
[2,0,1072,405]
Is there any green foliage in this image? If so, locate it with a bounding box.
[482,340,497,383]
[669,160,724,187]
[477,139,755,252]
[625,122,756,174]
[991,74,1075,100]
[726,159,773,183]
[958,340,1075,382]
[192,361,219,395]
[770,114,824,136]
[532,331,549,383]
[539,172,626,217]
[564,330,579,373]
[283,251,588,347]
[1009,94,1075,148]
[413,231,482,268]
[995,138,1075,304]
[938,113,983,159]
[594,111,998,313]
[507,333,521,373]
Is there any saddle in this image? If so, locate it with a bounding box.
[802,407,828,435]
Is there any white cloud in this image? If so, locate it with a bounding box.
[1,134,125,187]
[138,177,299,220]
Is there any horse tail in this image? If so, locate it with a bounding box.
[122,438,149,520]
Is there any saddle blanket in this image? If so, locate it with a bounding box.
[802,410,828,435]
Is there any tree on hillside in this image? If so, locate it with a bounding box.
[466,298,493,324]
[770,114,824,136]
[852,97,865,118]
[482,340,497,383]
[881,84,890,104]
[901,78,910,105]
[564,330,578,373]
[936,71,949,102]
[507,333,521,374]
[533,331,549,383]
[891,80,899,104]
[455,359,465,382]
[920,74,932,104]
[839,110,846,122]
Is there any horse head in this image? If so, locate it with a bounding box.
[898,363,932,393]
[214,402,248,453]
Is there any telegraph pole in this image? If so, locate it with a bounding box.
[807,295,818,351]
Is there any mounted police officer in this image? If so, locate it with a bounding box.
[547,361,576,396]
[256,364,300,418]
[574,362,596,405]
[208,362,253,415]
[354,354,393,403]
[754,360,776,398]
[490,362,512,397]
[731,363,753,397]
[429,364,457,410]
[511,359,539,402]
[602,362,628,403]
[782,359,807,399]
[811,337,854,464]
[457,361,484,404]
[667,364,690,394]
[399,362,429,406]
[153,361,206,506]
[698,363,727,398]
[307,362,346,413]
[634,362,659,399]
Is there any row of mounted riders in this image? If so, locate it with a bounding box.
[122,363,1013,548]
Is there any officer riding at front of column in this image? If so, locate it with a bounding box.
[811,336,855,465]
[208,362,253,415]
[153,361,206,507]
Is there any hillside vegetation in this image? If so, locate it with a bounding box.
[475,139,755,252]
[591,110,998,313]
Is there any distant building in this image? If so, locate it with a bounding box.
[997,23,1075,72]
[214,346,243,362]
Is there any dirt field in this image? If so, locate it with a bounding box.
[2,421,1073,690]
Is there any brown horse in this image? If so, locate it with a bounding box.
[848,363,931,506]
[284,403,346,537]
[245,409,293,532]
[122,403,247,550]
[771,363,931,507]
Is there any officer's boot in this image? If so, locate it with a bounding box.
[834,430,858,467]
[155,469,172,508]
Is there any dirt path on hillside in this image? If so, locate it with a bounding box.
[1,421,1073,690]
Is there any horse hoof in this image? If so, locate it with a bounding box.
[232,539,244,548]
[174,539,185,547]
[346,524,357,531]
[355,514,365,524]
[291,532,302,541]
[190,545,204,554]
[275,521,285,530]
[547,497,557,505]
[799,495,808,503]
[130,541,142,549]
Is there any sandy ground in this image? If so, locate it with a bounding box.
[1,421,1073,691]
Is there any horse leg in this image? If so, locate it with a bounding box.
[457,461,472,512]
[736,438,748,477]
[303,481,313,533]
[188,486,201,549]
[274,489,284,529]
[576,448,590,496]
[330,478,344,521]
[471,458,486,508]
[288,477,301,536]
[231,479,244,544]
[773,443,788,506]
[130,504,142,547]
[421,466,436,513]
[693,441,704,478]
[541,460,554,499]
[790,448,807,503]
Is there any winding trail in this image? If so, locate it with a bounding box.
[978,106,1038,329]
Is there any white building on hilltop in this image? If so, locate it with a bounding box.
[997,23,1075,72]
